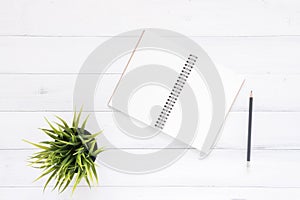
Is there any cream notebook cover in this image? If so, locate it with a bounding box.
[108,30,244,157]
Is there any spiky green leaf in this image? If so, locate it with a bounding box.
[23,139,49,150]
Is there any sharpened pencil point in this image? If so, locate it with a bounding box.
[250,90,253,97]
[247,161,251,168]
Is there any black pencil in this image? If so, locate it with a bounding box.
[247,91,253,167]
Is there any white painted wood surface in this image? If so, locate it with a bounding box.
[1,36,300,74]
[1,112,299,150]
[1,0,300,36]
[1,0,300,199]
[0,74,299,111]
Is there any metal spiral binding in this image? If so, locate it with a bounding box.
[154,54,198,129]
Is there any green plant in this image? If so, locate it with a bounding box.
[23,109,104,193]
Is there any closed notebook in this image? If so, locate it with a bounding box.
[108,30,244,157]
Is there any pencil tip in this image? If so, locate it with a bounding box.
[247,161,251,168]
[250,90,253,97]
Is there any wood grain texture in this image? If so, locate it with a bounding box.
[1,112,299,150]
[1,149,300,188]
[1,0,300,198]
[0,74,298,111]
[0,36,299,74]
[2,187,300,200]
[1,0,300,36]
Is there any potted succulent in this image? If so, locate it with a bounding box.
[23,109,104,193]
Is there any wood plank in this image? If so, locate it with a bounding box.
[1,112,300,150]
[1,0,300,36]
[0,74,298,111]
[1,149,300,187]
[0,36,300,74]
[1,187,299,200]
[1,0,299,197]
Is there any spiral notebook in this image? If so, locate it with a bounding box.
[108,30,244,157]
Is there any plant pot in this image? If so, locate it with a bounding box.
[62,128,98,162]
[78,128,98,162]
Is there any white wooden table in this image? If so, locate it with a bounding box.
[1,0,300,199]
